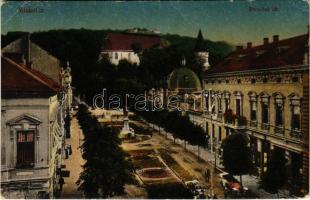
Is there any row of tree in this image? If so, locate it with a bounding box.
[135,109,208,158]
[221,132,288,197]
[76,104,134,198]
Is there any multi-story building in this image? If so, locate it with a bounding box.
[1,34,72,198]
[201,33,309,195]
[99,32,163,65]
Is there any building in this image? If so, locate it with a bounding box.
[1,35,72,198]
[201,33,309,195]
[99,32,163,65]
[2,33,62,84]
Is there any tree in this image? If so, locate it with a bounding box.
[260,148,288,198]
[76,104,134,198]
[221,133,253,184]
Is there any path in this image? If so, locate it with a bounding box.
[60,115,85,199]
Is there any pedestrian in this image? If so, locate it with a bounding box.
[59,177,65,191]
[65,148,69,159]
[69,145,72,155]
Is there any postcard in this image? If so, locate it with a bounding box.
[1,0,309,199]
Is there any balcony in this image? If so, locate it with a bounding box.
[223,109,247,130]
[290,129,302,140]
[261,123,270,130]
[274,126,284,134]
[249,120,258,127]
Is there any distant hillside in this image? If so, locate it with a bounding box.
[162,34,233,66]
[1,29,233,99]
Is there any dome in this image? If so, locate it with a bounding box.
[168,68,202,90]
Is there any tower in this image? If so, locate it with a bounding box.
[194,29,210,71]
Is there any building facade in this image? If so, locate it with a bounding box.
[1,35,72,198]
[201,33,309,195]
[99,32,163,65]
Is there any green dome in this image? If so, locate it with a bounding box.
[168,68,202,90]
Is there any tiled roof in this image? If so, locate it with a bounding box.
[206,33,309,74]
[102,32,162,51]
[2,56,61,97]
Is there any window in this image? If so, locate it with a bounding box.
[234,91,242,116]
[218,80,222,84]
[237,79,241,84]
[226,80,229,84]
[260,95,270,126]
[224,92,230,112]
[225,98,229,112]
[290,95,301,130]
[211,80,215,84]
[236,99,241,116]
[274,94,284,127]
[115,52,118,59]
[250,101,257,121]
[292,77,299,83]
[263,78,268,83]
[217,95,222,113]
[218,127,222,141]
[17,131,35,168]
[275,104,283,126]
[251,79,256,84]
[262,103,269,124]
[205,94,209,112]
[276,77,282,83]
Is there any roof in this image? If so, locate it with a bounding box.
[194,29,208,52]
[102,32,162,51]
[2,56,61,98]
[205,33,309,75]
[168,67,202,90]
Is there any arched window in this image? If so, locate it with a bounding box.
[248,92,257,124]
[223,91,230,112]
[115,52,118,59]
[260,92,270,129]
[234,91,243,116]
[273,93,285,134]
[289,94,301,132]
[217,92,222,114]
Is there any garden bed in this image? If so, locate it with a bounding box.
[158,148,193,181]
[129,122,153,135]
[127,149,164,169]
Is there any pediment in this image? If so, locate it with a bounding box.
[7,114,42,126]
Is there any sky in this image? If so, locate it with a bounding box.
[1,0,309,45]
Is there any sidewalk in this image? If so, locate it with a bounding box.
[60,116,85,199]
[145,121,294,199]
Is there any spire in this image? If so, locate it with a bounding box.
[194,29,207,52]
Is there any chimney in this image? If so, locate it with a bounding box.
[236,45,243,51]
[273,35,279,43]
[247,42,252,49]
[22,32,31,68]
[263,37,269,45]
